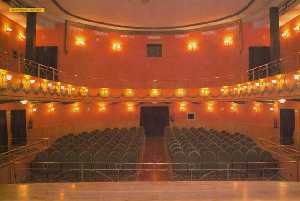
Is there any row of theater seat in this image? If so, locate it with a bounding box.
[165,127,279,181]
[29,127,145,182]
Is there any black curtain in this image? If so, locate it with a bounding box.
[0,110,8,152]
[11,110,27,146]
[280,109,295,145]
[140,106,169,137]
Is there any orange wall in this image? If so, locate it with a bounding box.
[281,15,300,73]
[36,22,269,88]
[0,14,25,72]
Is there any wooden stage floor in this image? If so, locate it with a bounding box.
[1,181,300,201]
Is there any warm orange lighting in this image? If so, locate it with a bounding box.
[6,74,12,81]
[281,30,290,39]
[124,89,135,97]
[224,35,233,46]
[253,102,261,112]
[99,88,110,97]
[72,103,80,112]
[112,41,122,51]
[48,103,55,112]
[269,107,274,112]
[127,102,135,112]
[175,88,187,97]
[20,100,28,105]
[3,24,12,32]
[207,102,214,112]
[200,88,210,96]
[30,79,36,84]
[187,40,198,51]
[150,88,161,97]
[179,102,187,112]
[230,102,238,112]
[294,74,300,80]
[294,25,300,32]
[75,36,86,46]
[98,102,107,112]
[18,32,25,41]
[271,79,277,84]
[278,98,287,104]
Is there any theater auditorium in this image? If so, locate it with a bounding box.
[1,0,300,200]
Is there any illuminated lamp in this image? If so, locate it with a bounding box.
[200,88,210,96]
[124,89,135,97]
[269,107,274,112]
[112,41,122,52]
[29,79,36,84]
[294,74,300,80]
[223,35,233,46]
[255,82,260,87]
[187,40,198,51]
[294,25,300,32]
[207,102,214,112]
[3,24,12,32]
[99,88,110,97]
[6,74,12,81]
[17,32,25,41]
[253,102,261,112]
[98,102,107,112]
[61,85,65,90]
[230,102,238,112]
[75,36,86,46]
[278,98,287,104]
[271,79,277,84]
[48,103,55,112]
[175,88,187,97]
[127,102,135,112]
[72,103,80,112]
[20,100,28,105]
[150,88,161,97]
[71,87,76,91]
[281,30,290,39]
[179,102,187,112]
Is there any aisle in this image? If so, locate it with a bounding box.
[138,136,170,181]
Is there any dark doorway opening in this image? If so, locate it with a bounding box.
[0,110,8,152]
[140,106,169,137]
[280,109,295,145]
[11,110,27,146]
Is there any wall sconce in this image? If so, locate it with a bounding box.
[271,79,277,84]
[20,100,28,105]
[124,88,135,97]
[175,88,187,97]
[230,102,238,112]
[179,102,187,112]
[187,40,198,51]
[99,88,110,97]
[294,74,300,80]
[6,74,12,81]
[207,102,214,112]
[200,88,210,96]
[98,102,107,112]
[112,41,122,52]
[48,103,55,112]
[150,88,161,97]
[127,102,135,112]
[281,30,290,39]
[223,35,233,46]
[294,24,300,32]
[278,98,287,104]
[18,32,25,41]
[253,102,261,112]
[30,79,36,84]
[72,103,80,112]
[3,24,13,32]
[75,36,86,46]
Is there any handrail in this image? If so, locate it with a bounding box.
[0,138,49,166]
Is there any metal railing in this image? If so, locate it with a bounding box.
[9,161,298,183]
[23,59,59,81]
[247,52,300,81]
[0,138,49,167]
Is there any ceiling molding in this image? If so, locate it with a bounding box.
[51,0,256,33]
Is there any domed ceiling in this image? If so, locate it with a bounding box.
[23,0,285,32]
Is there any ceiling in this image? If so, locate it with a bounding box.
[10,0,297,32]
